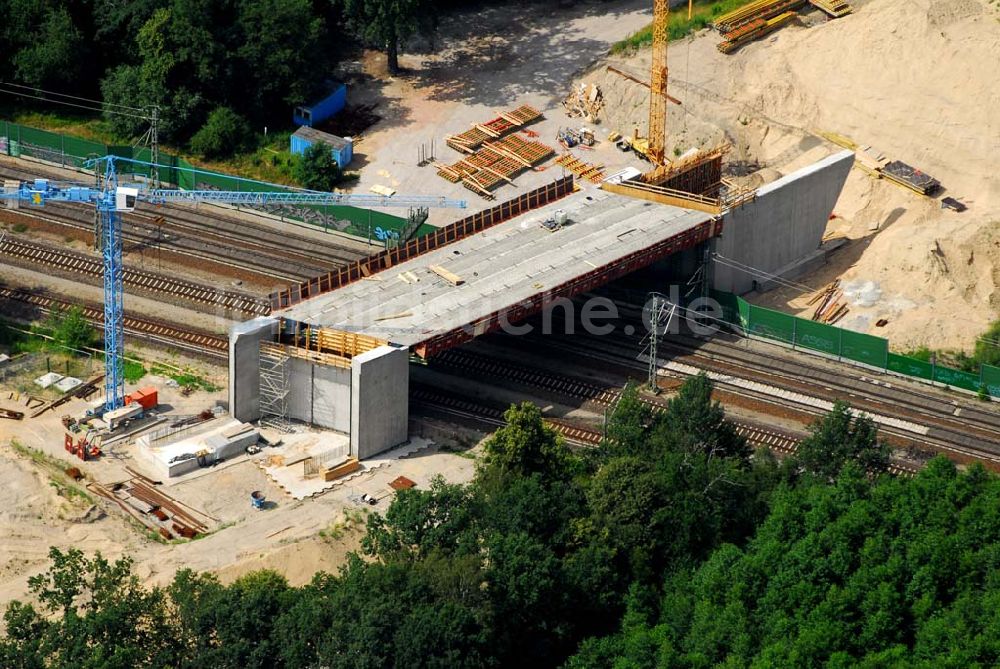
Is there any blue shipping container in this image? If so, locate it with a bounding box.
[293,83,347,127]
[290,126,353,168]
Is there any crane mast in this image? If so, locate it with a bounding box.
[648,0,670,166]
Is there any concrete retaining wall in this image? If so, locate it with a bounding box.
[313,364,351,431]
[712,150,854,294]
[229,317,278,422]
[351,345,409,459]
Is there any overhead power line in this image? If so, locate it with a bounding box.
[0,84,151,120]
[0,81,148,113]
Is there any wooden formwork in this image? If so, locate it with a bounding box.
[445,104,543,152]
[437,133,555,198]
[808,0,852,17]
[640,145,728,193]
[555,154,605,183]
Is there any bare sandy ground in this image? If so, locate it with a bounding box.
[584,0,1000,352]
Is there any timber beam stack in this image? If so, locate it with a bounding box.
[555,154,605,183]
[445,105,543,153]
[809,0,852,17]
[717,10,799,53]
[713,0,806,33]
[436,134,554,199]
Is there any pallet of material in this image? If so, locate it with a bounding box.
[714,0,805,33]
[718,11,798,54]
[879,161,941,196]
[445,105,543,152]
[809,0,852,17]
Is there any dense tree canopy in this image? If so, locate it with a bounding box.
[0,0,442,155]
[4,374,1000,667]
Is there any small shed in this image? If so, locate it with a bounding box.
[290,126,353,168]
[293,83,347,127]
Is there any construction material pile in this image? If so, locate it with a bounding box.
[809,0,852,18]
[808,280,848,325]
[436,134,555,198]
[714,0,851,54]
[562,83,603,121]
[555,154,605,183]
[714,0,805,32]
[445,105,543,153]
[881,161,941,196]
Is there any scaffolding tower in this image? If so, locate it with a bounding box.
[259,343,291,432]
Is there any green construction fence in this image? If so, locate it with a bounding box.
[0,119,416,242]
[712,290,1000,400]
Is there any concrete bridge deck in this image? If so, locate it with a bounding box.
[275,188,719,357]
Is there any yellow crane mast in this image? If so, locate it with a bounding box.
[647,0,670,166]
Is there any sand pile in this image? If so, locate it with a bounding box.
[589,0,1000,351]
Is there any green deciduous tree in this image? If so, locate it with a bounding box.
[11,7,85,89]
[795,400,890,479]
[191,107,252,159]
[0,548,177,668]
[344,0,436,74]
[481,401,573,480]
[293,142,344,191]
[47,306,94,351]
[362,475,477,561]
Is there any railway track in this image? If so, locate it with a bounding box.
[0,285,228,359]
[0,163,370,282]
[0,234,270,316]
[411,385,603,446]
[425,347,920,474]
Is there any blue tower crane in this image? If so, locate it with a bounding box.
[1,156,466,413]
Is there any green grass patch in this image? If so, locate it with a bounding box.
[610,0,756,53]
[149,363,219,392]
[123,357,146,383]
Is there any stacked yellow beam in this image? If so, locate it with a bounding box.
[714,0,805,32]
[809,0,852,18]
[717,11,798,53]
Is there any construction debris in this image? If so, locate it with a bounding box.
[555,154,605,183]
[562,83,603,121]
[808,280,849,324]
[941,197,966,212]
[0,407,23,420]
[445,105,543,153]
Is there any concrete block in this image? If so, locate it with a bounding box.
[713,150,853,294]
[228,317,278,422]
[350,344,409,459]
